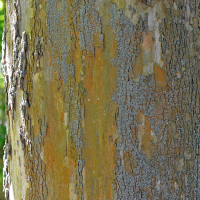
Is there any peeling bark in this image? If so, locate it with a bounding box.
[2,0,200,199]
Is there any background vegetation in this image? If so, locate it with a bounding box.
[0,0,6,199]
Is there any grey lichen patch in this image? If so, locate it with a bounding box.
[110,0,200,199]
[47,0,104,82]
[63,75,86,199]
[109,4,159,198]
[78,2,104,55]
[47,0,71,82]
[47,0,104,198]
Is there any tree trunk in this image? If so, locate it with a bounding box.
[2,0,200,199]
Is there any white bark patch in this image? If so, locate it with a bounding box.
[148,8,156,31]
[174,182,178,190]
[186,5,190,18]
[185,22,193,32]
[69,183,77,200]
[83,167,87,200]
[156,180,161,191]
[40,152,44,160]
[184,151,191,160]
[176,72,181,79]
[9,183,15,200]
[143,62,154,76]
[151,130,157,143]
[154,21,162,66]
[173,2,177,10]
[64,112,68,127]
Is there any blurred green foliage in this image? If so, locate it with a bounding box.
[0,0,5,197]
[0,1,5,126]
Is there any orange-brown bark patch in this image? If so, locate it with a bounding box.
[142,31,153,51]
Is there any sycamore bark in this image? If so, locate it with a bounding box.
[2,0,200,199]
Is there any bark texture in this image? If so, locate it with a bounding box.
[2,0,200,199]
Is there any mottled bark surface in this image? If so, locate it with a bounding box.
[2,0,200,199]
